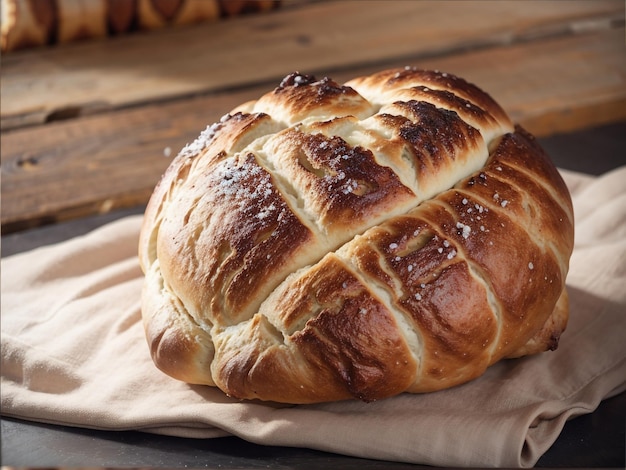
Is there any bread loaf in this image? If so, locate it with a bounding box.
[138,67,574,403]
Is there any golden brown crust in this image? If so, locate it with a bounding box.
[139,67,574,403]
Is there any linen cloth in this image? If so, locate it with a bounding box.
[2,167,625,468]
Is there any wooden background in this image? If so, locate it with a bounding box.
[2,0,625,233]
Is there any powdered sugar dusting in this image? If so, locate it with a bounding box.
[257,203,277,220]
[179,117,230,159]
[456,222,471,239]
[214,155,285,225]
[341,178,359,195]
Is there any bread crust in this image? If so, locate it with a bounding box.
[139,68,574,403]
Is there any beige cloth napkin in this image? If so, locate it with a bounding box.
[2,167,625,468]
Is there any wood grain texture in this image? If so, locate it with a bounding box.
[0,87,263,232]
[2,27,624,233]
[1,0,623,129]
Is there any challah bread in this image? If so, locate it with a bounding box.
[138,67,574,403]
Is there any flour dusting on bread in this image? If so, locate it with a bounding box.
[138,68,574,403]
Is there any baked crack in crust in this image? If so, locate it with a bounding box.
[138,68,574,403]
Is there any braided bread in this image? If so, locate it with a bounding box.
[138,68,574,403]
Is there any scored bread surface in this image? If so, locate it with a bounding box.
[138,67,574,403]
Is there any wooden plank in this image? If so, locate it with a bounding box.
[1,0,623,129]
[2,28,625,233]
[413,28,626,137]
[0,87,264,233]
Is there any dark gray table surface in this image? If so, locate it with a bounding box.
[2,123,625,468]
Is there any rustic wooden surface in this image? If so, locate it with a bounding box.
[1,0,625,233]
[2,0,622,129]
